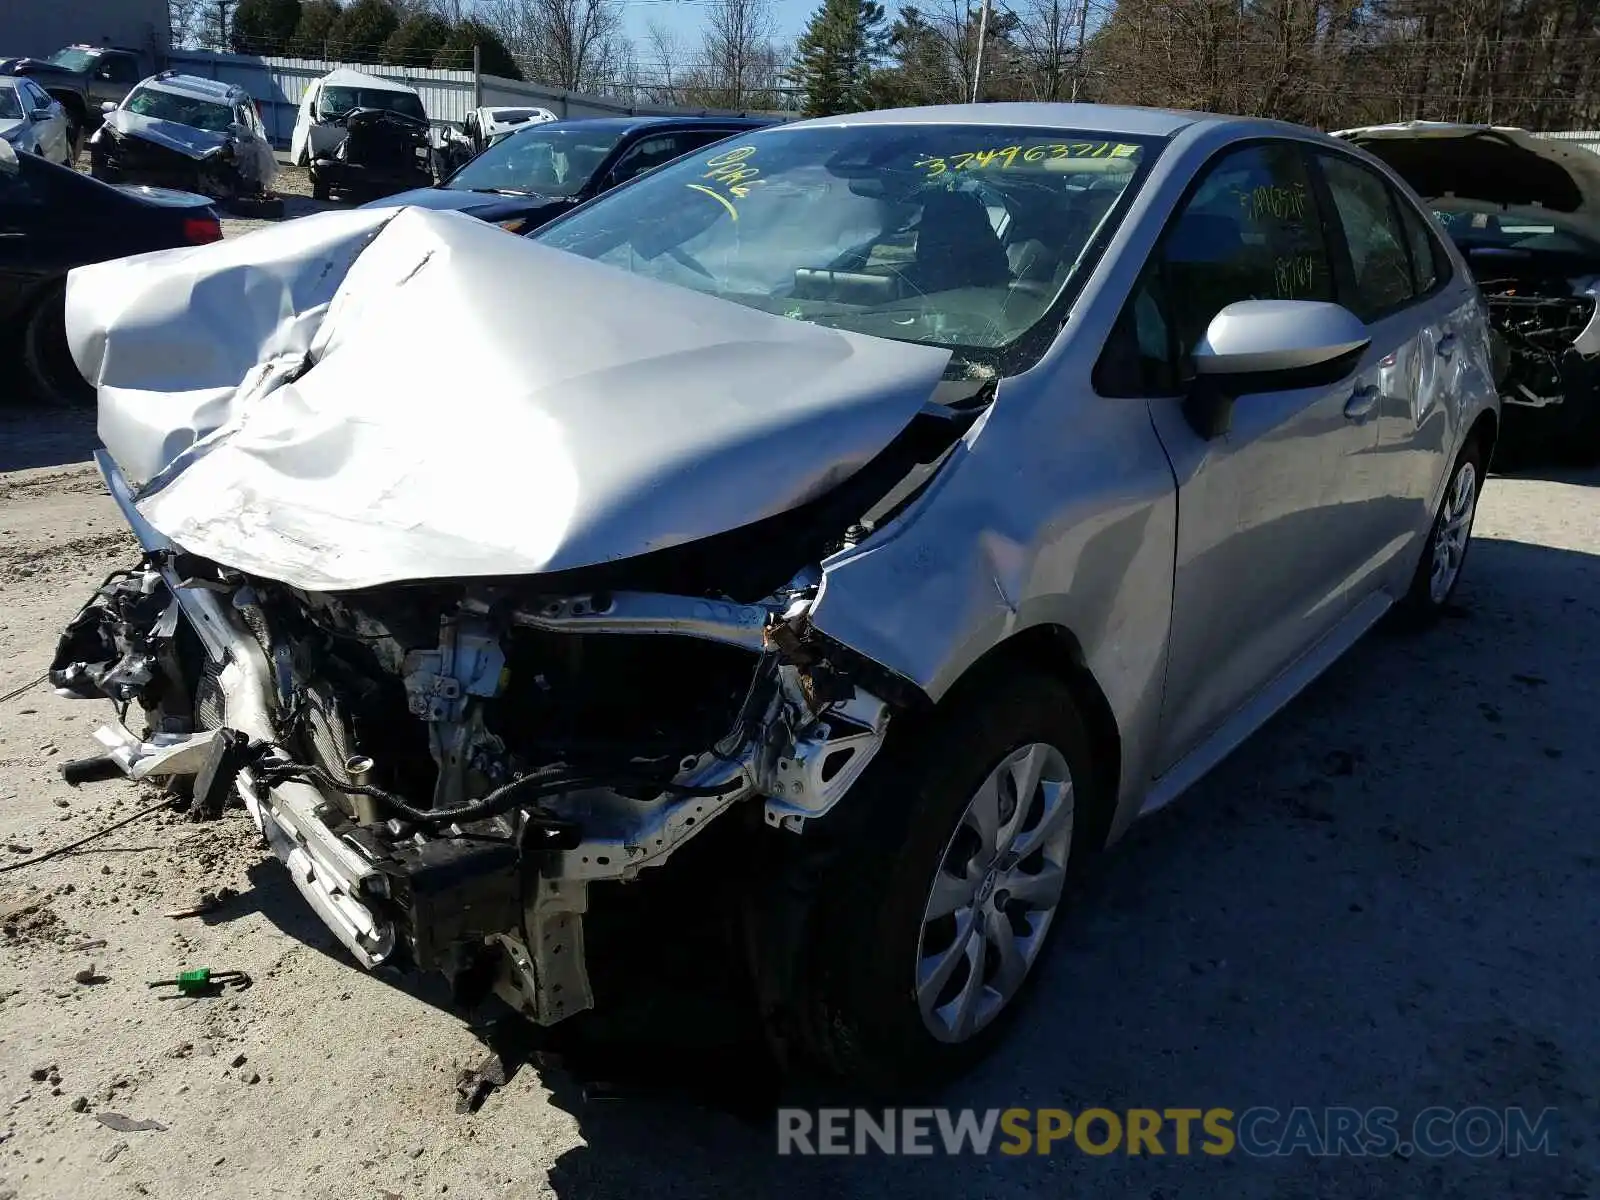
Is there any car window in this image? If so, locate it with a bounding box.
[608,133,706,187]
[1094,140,1335,396]
[320,87,425,122]
[1164,141,1333,360]
[1317,153,1416,321]
[445,125,628,197]
[0,85,22,121]
[1397,199,1448,295]
[101,55,142,84]
[125,85,234,133]
[538,124,1157,376]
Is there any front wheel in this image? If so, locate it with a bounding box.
[1400,437,1484,622]
[783,672,1098,1091]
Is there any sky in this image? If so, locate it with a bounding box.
[616,0,819,58]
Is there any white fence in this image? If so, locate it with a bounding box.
[164,50,785,149]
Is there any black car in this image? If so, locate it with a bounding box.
[365,114,775,233]
[1,142,221,405]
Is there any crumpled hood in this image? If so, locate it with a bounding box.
[102,108,231,160]
[65,206,950,592]
[1334,122,1600,227]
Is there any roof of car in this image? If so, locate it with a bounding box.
[318,67,420,95]
[779,102,1289,139]
[139,72,245,104]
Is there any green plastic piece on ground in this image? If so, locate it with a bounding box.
[176,968,211,993]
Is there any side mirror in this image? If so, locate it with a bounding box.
[100,100,116,114]
[32,106,54,120]
[1184,300,1370,439]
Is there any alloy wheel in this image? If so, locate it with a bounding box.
[1429,460,1479,604]
[915,742,1075,1043]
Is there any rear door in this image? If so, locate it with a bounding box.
[1311,148,1463,598]
[1103,139,1382,773]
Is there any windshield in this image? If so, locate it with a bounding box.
[446,125,627,197]
[320,86,426,122]
[0,86,22,120]
[536,124,1155,372]
[1433,205,1600,257]
[46,48,95,71]
[125,85,233,133]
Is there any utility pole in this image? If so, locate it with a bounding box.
[1070,0,1089,101]
[970,0,992,102]
[214,0,234,49]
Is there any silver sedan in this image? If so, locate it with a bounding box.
[55,102,1498,1091]
[0,77,72,164]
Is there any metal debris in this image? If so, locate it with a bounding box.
[453,1053,507,1114]
[93,1113,167,1133]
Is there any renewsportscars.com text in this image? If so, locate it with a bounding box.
[776,1106,1559,1158]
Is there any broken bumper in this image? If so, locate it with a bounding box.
[80,450,397,968]
[64,451,894,1025]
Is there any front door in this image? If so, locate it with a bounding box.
[1131,140,1383,772]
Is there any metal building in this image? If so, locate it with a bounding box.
[2,0,169,59]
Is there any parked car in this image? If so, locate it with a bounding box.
[52,103,1496,1091]
[367,114,775,233]
[0,138,219,406]
[88,72,278,214]
[1335,122,1600,461]
[288,67,431,201]
[0,45,152,152]
[0,76,72,164]
[467,105,558,152]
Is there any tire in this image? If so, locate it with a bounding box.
[781,671,1099,1092]
[20,280,93,408]
[1399,436,1484,623]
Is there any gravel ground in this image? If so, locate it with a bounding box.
[0,399,1596,1199]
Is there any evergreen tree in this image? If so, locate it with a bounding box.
[326,0,399,62]
[230,0,303,53]
[792,0,887,116]
[289,0,341,56]
[434,20,523,79]
[382,12,452,66]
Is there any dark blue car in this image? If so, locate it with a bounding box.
[364,114,775,233]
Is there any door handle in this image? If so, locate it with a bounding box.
[1344,384,1380,420]
[1436,332,1457,359]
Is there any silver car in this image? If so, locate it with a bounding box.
[53,103,1497,1090]
[0,77,71,164]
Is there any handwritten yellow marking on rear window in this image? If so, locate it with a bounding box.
[915,141,1140,177]
[685,144,765,219]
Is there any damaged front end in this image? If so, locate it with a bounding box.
[52,204,981,1031]
[1476,271,1600,452]
[54,452,909,1025]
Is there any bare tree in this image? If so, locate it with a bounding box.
[481,0,626,92]
[169,0,212,49]
[690,0,786,108]
[641,19,685,103]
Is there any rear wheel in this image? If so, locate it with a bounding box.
[20,280,93,408]
[783,672,1098,1091]
[1400,437,1484,622]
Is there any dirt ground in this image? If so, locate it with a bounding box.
[0,396,1596,1199]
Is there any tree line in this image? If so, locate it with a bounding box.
[172,0,1600,128]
